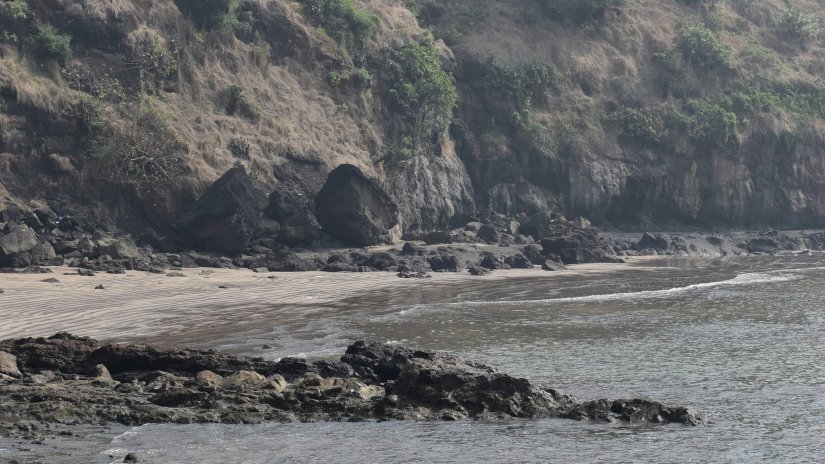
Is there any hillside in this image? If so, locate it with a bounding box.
[1,0,824,252]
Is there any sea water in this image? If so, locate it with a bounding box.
[4,254,825,463]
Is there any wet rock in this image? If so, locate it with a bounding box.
[363,252,397,271]
[175,166,268,254]
[77,268,95,277]
[95,284,105,290]
[123,452,142,463]
[315,164,399,247]
[465,221,482,232]
[467,264,492,276]
[265,251,319,272]
[401,242,423,255]
[276,210,321,247]
[221,371,266,389]
[0,351,21,378]
[477,224,501,243]
[0,335,704,427]
[397,270,431,278]
[519,212,554,240]
[540,216,622,264]
[479,252,508,270]
[0,224,38,267]
[504,254,533,269]
[422,231,453,245]
[195,370,223,388]
[637,232,670,251]
[428,253,459,272]
[97,237,140,260]
[522,244,545,265]
[541,260,567,271]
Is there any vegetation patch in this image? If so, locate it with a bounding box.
[224,85,262,122]
[81,103,188,187]
[388,42,457,159]
[675,22,732,70]
[298,0,377,58]
[35,25,72,63]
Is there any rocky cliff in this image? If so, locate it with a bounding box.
[1,0,824,252]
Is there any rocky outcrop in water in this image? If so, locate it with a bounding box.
[0,334,704,428]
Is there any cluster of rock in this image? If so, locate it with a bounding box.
[0,333,704,432]
[0,176,622,277]
[607,229,825,258]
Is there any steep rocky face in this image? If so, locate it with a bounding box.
[2,0,825,240]
[385,147,476,231]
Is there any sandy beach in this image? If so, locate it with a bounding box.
[0,258,669,347]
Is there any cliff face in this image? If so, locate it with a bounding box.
[436,0,825,229]
[1,0,824,243]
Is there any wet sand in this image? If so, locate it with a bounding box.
[0,258,667,346]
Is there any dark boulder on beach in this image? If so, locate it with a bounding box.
[539,216,622,265]
[315,164,399,247]
[175,167,268,254]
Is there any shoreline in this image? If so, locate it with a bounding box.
[0,256,680,346]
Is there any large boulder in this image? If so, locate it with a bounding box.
[637,232,670,252]
[539,216,622,264]
[97,237,141,259]
[0,224,38,262]
[315,164,399,247]
[175,167,268,254]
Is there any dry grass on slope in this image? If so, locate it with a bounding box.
[0,48,74,115]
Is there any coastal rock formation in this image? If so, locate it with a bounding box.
[0,334,704,427]
[315,165,400,247]
[175,167,269,254]
[538,216,623,264]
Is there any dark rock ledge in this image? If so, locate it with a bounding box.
[0,333,703,429]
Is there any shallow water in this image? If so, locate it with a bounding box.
[4,254,825,463]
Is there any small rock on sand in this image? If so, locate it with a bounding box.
[167,272,185,277]
[95,284,105,290]
[123,452,142,463]
[41,277,59,283]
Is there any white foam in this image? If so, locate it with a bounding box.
[391,272,800,317]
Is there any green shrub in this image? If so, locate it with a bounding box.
[1,0,28,19]
[675,23,732,70]
[725,87,780,116]
[484,60,552,109]
[353,67,372,90]
[228,137,251,159]
[62,64,126,102]
[653,49,683,91]
[35,25,72,63]
[0,32,17,43]
[299,0,377,57]
[678,99,739,150]
[215,12,254,39]
[615,107,662,145]
[225,85,261,121]
[84,105,188,187]
[778,8,819,41]
[130,33,178,80]
[389,42,458,157]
